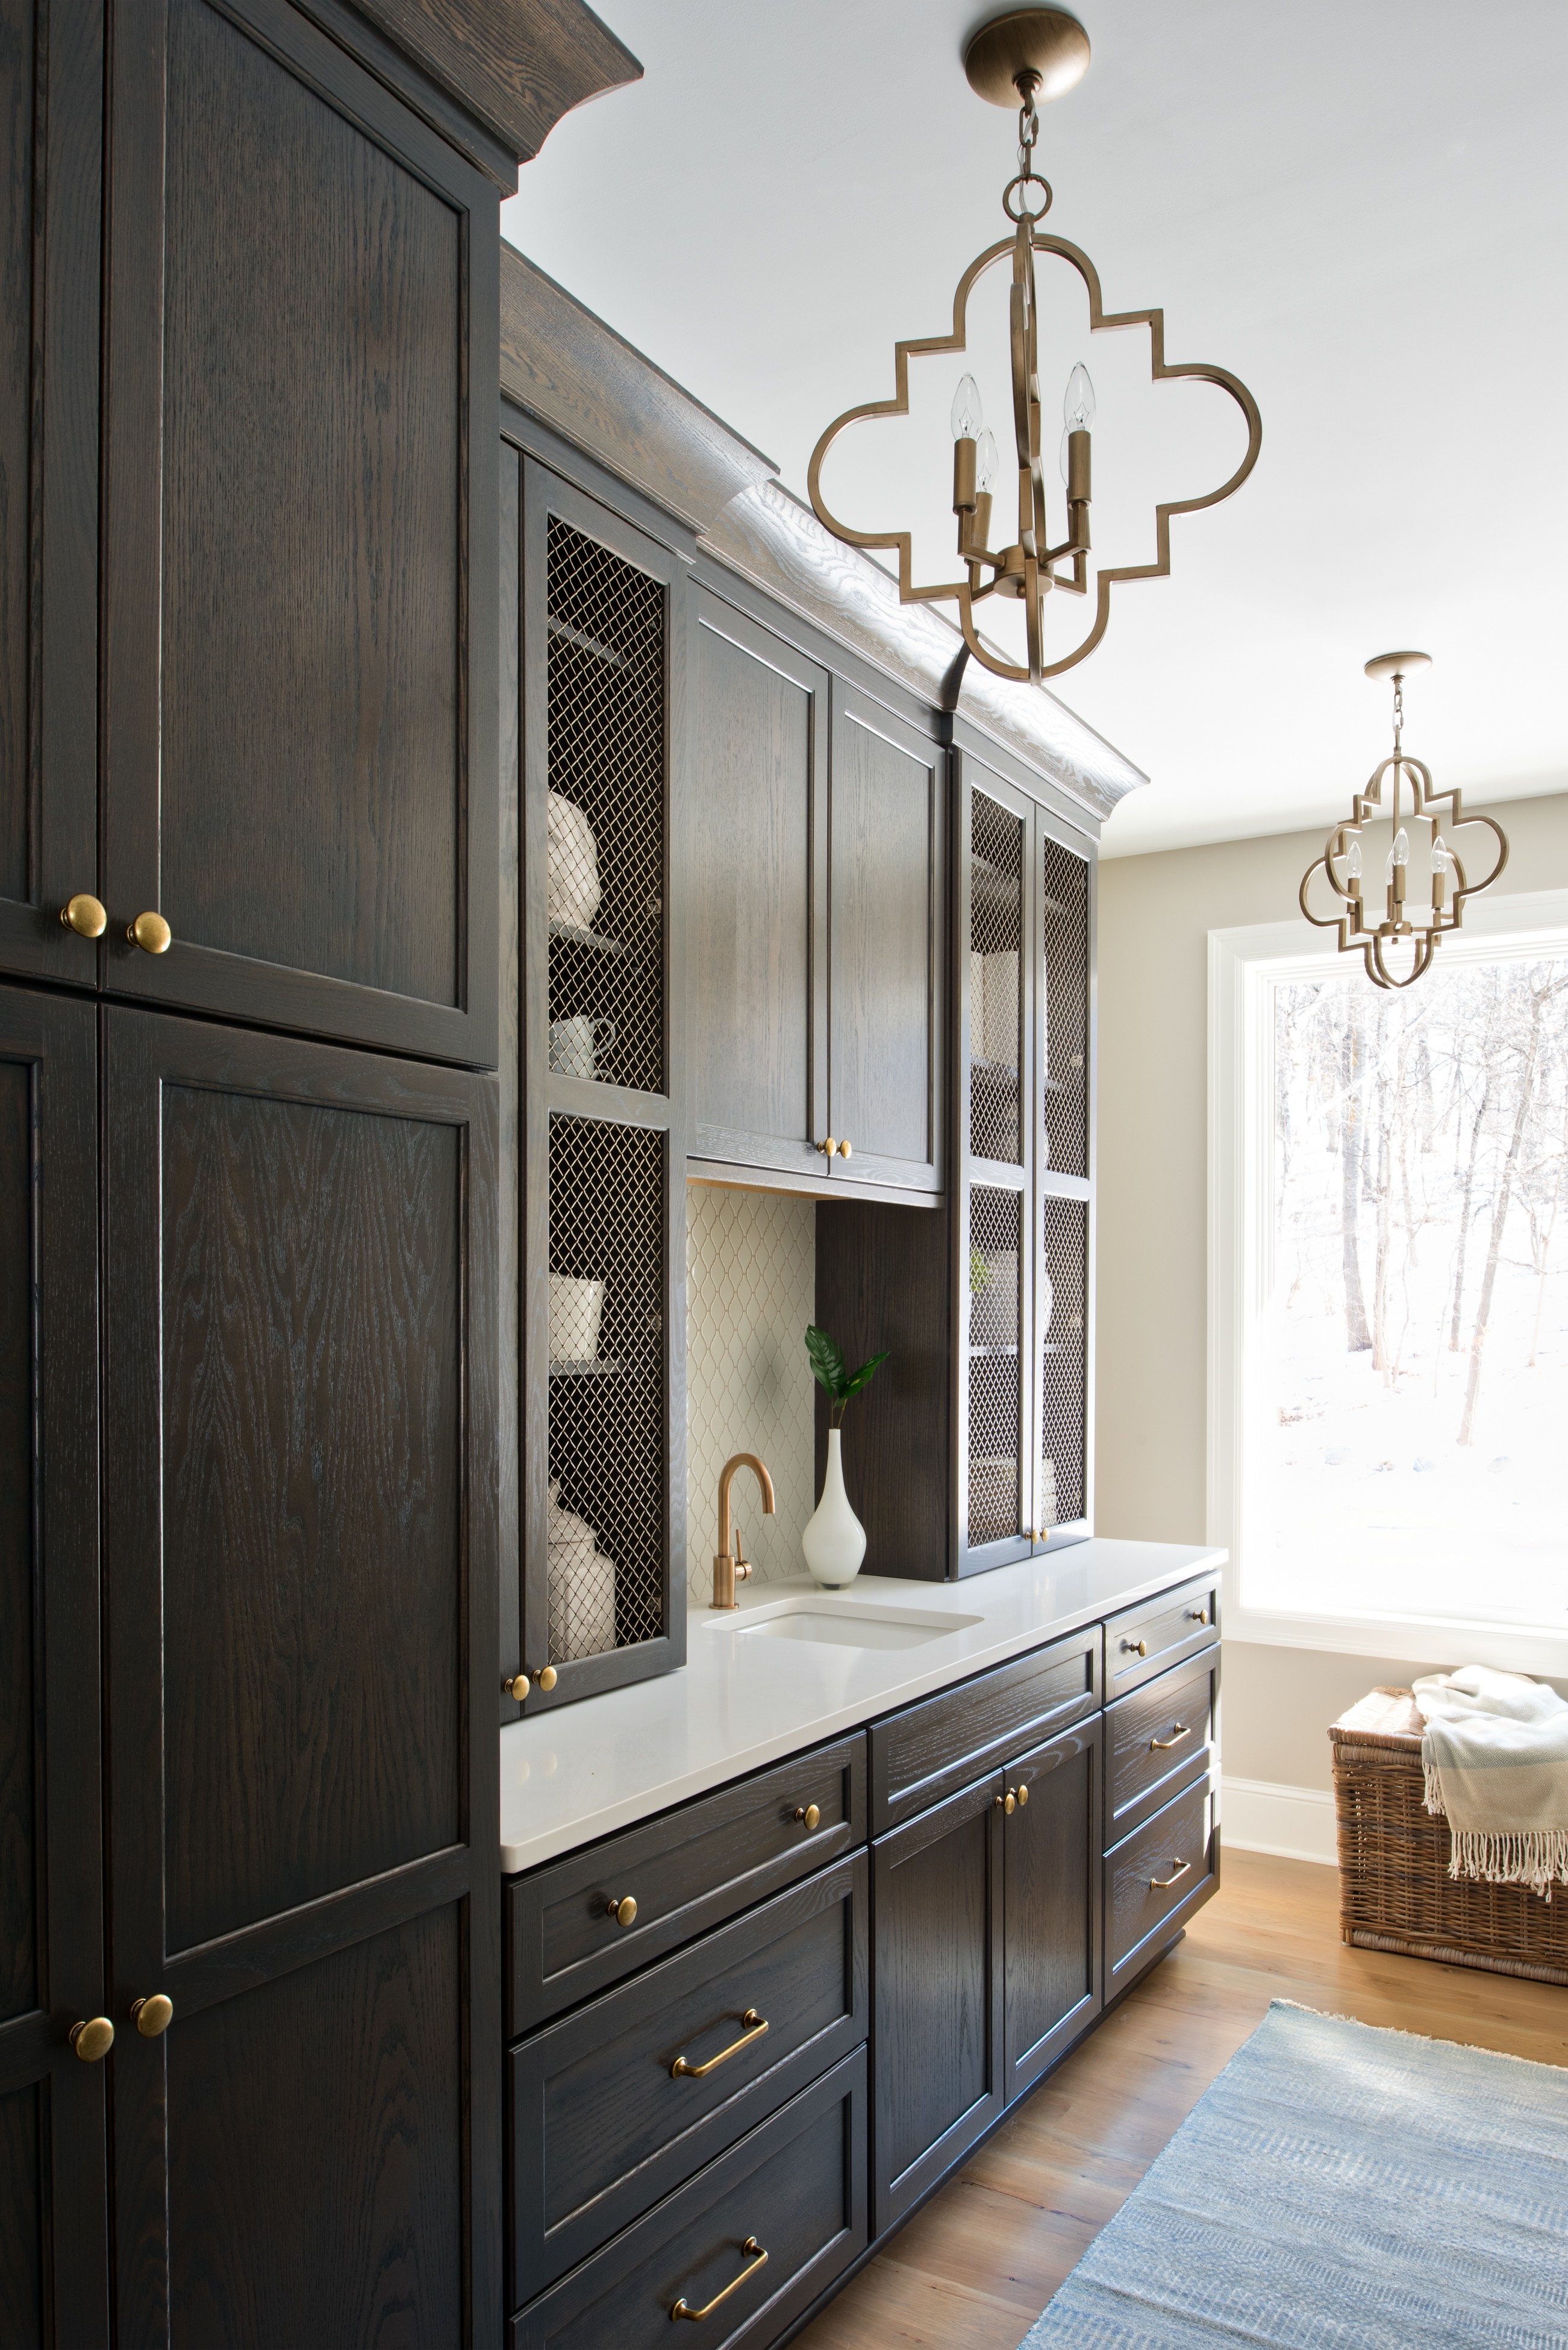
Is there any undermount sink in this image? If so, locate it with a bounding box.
[709,1593,982,1652]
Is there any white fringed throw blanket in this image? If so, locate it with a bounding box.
[1413,1665,1568,1900]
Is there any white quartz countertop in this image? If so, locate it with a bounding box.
[499,1538,1225,1874]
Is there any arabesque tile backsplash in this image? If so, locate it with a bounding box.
[686,1183,817,1601]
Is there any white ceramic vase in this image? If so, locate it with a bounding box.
[802,1428,866,1588]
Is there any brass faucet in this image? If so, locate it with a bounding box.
[713,1453,776,1609]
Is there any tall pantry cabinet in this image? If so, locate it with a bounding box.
[0,0,638,2340]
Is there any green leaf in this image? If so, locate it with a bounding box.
[841,1350,889,1402]
[804,1324,848,1402]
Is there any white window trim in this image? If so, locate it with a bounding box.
[1207,886,1568,1675]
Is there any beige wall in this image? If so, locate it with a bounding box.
[1093,791,1568,1793]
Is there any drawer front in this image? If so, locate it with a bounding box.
[870,1629,1099,1832]
[511,2049,868,2350]
[511,1853,867,2295]
[1105,1647,1219,1846]
[1105,1573,1219,1698]
[1106,1771,1215,1988]
[507,1731,866,2034]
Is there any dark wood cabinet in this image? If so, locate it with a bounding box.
[0,989,108,2346]
[1003,1717,1103,2101]
[101,1010,500,2348]
[97,0,499,1064]
[870,1773,1005,2235]
[0,0,101,988]
[686,597,944,1198]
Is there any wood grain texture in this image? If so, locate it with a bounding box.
[500,249,773,536]
[166,1905,463,2349]
[872,1778,1004,2232]
[869,1631,1099,1834]
[790,1849,1568,2350]
[511,1853,866,2295]
[513,2051,867,2350]
[159,0,460,1007]
[0,2080,43,2342]
[507,1732,866,2034]
[499,440,522,1712]
[826,697,939,1185]
[689,596,823,1172]
[1104,1573,1219,1698]
[351,0,640,168]
[1105,1646,1218,1845]
[0,0,34,904]
[158,1079,463,1950]
[1106,1773,1213,1981]
[1003,1720,1101,2098]
[0,1057,36,2022]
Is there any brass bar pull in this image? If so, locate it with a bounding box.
[1149,1858,1190,1890]
[1149,1723,1192,1752]
[1122,1638,1149,1657]
[69,2017,114,2062]
[671,2237,768,2321]
[670,2009,768,2080]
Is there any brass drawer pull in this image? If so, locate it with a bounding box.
[1122,1638,1149,1658]
[670,2008,768,2080]
[605,1895,639,1928]
[1149,1858,1190,1890]
[793,1803,820,1831]
[69,2016,114,2062]
[816,1137,839,1158]
[127,910,172,954]
[1149,1723,1192,1752]
[672,2237,768,2321]
[502,1664,557,1700]
[1186,1605,1210,1626]
[839,1138,852,1159]
[60,893,107,939]
[993,1783,1029,1814]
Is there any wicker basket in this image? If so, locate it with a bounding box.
[1329,1687,1568,1986]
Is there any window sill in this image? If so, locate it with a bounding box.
[1224,1591,1568,1682]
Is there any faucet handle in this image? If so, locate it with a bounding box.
[734,1529,753,1585]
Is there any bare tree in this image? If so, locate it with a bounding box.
[1458,971,1564,1445]
[1340,1003,1372,1352]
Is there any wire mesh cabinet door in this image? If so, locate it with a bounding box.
[513,460,689,1712]
[955,760,1034,1574]
[1033,819,1093,1549]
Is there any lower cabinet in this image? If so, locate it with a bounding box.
[1003,1717,1103,2102]
[511,2051,868,2350]
[1106,1769,1216,1997]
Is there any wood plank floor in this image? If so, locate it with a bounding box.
[793,1848,1568,2350]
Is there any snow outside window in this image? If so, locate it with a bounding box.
[1209,895,1568,1667]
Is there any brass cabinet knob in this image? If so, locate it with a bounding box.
[534,1664,557,1692]
[503,1673,529,1700]
[1122,1638,1149,1658]
[127,910,172,954]
[60,893,108,939]
[1016,1783,1028,1807]
[816,1137,839,1158]
[606,1895,637,1928]
[839,1138,852,1159]
[130,1993,173,2037]
[793,1803,820,1831]
[995,1790,1016,1815]
[69,2016,114,2062]
[1187,1605,1210,1626]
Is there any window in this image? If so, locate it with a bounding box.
[1210,892,1568,1669]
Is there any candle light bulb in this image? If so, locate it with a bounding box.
[975,428,998,494]
[1346,839,1363,880]
[951,374,984,442]
[1431,833,1450,874]
[1384,826,1410,879]
[1063,363,1096,431]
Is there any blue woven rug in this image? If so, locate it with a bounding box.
[1020,2000,1568,2348]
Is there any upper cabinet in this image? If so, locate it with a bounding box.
[0,0,101,986]
[689,589,945,1198]
[98,0,499,1062]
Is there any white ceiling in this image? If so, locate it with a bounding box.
[502,2,1568,856]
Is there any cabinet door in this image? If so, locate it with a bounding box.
[870,1774,1003,2235]
[825,688,945,1192]
[101,0,499,1064]
[102,1010,499,2349]
[0,0,101,987]
[0,989,108,2345]
[688,592,828,1179]
[1002,1717,1102,2103]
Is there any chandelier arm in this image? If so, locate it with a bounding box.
[957,589,1031,685]
[1367,930,1436,991]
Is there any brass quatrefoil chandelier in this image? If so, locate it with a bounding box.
[807,6,1262,685]
[1299,653,1508,991]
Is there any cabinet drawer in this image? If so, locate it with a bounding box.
[870,1629,1099,1832]
[1106,1771,1215,1989]
[1105,1573,1219,1699]
[511,2048,868,2349]
[1105,1647,1219,1846]
[511,1853,866,2295]
[506,1732,866,2034]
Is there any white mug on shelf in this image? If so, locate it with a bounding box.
[549,1015,616,1079]
[546,792,601,930]
[549,1274,605,1365]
